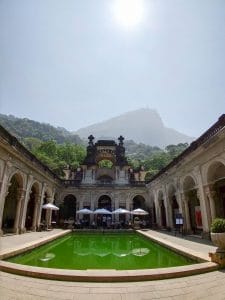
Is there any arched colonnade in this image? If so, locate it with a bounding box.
[147,158,225,236]
[0,164,56,235]
[58,190,150,226]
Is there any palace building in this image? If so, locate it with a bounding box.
[0,115,225,237]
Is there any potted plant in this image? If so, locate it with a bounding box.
[210,218,225,253]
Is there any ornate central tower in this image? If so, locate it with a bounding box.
[81,135,130,184]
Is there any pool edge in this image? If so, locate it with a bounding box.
[0,229,220,282]
[0,260,219,282]
[0,230,71,260]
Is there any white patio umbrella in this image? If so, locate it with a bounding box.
[131,208,149,215]
[112,208,131,214]
[76,208,93,214]
[42,203,59,210]
[94,208,112,214]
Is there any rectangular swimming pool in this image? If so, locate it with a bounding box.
[6,232,196,270]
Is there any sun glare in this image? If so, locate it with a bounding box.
[112,0,145,29]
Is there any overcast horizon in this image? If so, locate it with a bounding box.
[0,0,225,137]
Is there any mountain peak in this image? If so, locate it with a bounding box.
[76,108,193,147]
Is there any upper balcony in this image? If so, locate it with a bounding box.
[62,179,146,188]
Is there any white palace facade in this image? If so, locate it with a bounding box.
[0,115,225,238]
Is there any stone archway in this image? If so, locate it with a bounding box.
[97,175,113,184]
[131,194,148,226]
[132,195,145,209]
[96,195,112,227]
[60,194,77,220]
[2,172,24,234]
[98,195,112,210]
[183,175,202,234]
[207,161,225,219]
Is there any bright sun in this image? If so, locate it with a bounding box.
[112,0,145,29]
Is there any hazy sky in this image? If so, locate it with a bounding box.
[0,0,224,137]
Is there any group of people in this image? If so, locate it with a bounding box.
[62,216,149,230]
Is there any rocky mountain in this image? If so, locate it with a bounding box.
[75,108,194,147]
[0,109,194,149]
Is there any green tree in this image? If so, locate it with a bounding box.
[98,160,113,168]
[23,137,42,151]
[32,141,86,177]
[165,143,188,158]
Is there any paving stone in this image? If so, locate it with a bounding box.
[1,230,225,299]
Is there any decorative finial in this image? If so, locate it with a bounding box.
[88,135,95,145]
[118,135,124,145]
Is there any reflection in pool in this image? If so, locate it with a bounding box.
[7,232,196,270]
[39,253,55,262]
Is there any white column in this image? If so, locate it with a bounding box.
[79,196,83,210]
[0,161,12,235]
[181,193,191,232]
[19,175,33,233]
[164,192,173,228]
[78,195,84,221]
[157,201,162,227]
[46,197,53,228]
[196,188,210,233]
[13,188,26,234]
[195,166,210,233]
[114,193,119,222]
[90,192,95,223]
[176,190,185,233]
[205,186,216,221]
[175,190,183,214]
[126,195,131,222]
[37,183,47,227]
[210,191,217,220]
[32,194,41,231]
[168,201,174,228]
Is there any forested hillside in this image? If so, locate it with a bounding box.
[0,114,82,144]
[0,114,189,178]
[126,142,188,179]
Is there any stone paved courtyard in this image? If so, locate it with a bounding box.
[0,229,225,300]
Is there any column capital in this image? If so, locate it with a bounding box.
[17,188,26,200]
[181,192,189,204]
[204,185,217,198]
[36,194,42,203]
[42,182,47,190]
[204,185,211,195]
[28,174,33,181]
[5,160,13,169]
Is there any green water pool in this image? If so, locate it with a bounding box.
[7,232,196,270]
